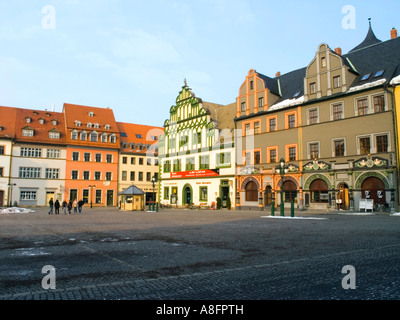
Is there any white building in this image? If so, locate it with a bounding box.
[159,83,236,209]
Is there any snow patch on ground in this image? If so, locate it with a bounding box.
[261,215,328,220]
[0,207,35,214]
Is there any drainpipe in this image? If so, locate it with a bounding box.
[7,139,15,207]
[384,83,399,211]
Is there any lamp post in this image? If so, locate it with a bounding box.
[151,176,157,212]
[275,158,289,216]
[89,185,96,208]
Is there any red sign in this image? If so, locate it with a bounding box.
[170,169,219,179]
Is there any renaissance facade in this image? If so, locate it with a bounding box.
[159,83,236,209]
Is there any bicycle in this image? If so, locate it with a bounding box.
[374,202,391,213]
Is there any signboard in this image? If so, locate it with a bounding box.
[170,169,219,179]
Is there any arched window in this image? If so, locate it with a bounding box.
[310,179,329,203]
[80,131,87,141]
[110,134,116,143]
[101,133,108,143]
[71,130,78,140]
[90,131,98,142]
[282,180,297,203]
[245,181,258,202]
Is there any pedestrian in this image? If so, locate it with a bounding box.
[48,198,54,215]
[68,200,72,214]
[73,199,78,213]
[62,200,68,214]
[54,199,60,215]
[78,199,84,213]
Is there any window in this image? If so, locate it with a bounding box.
[45,168,59,179]
[269,149,277,163]
[130,171,135,181]
[0,146,3,155]
[179,135,188,148]
[245,152,251,165]
[245,123,250,136]
[199,156,209,169]
[20,191,37,201]
[359,137,371,154]
[46,149,60,159]
[254,121,260,135]
[357,98,368,115]
[83,171,90,180]
[241,102,246,112]
[169,138,176,149]
[105,124,111,130]
[164,187,169,200]
[193,132,201,145]
[139,158,144,165]
[90,132,98,142]
[289,147,297,161]
[309,143,319,159]
[173,159,181,172]
[310,179,329,203]
[200,187,208,201]
[259,97,264,108]
[80,131,87,141]
[321,57,326,68]
[75,121,81,127]
[269,118,277,132]
[216,152,231,168]
[334,140,345,157]
[138,172,143,181]
[288,114,296,128]
[72,152,79,161]
[87,123,92,128]
[310,82,316,94]
[376,135,388,153]
[95,154,101,162]
[131,157,136,165]
[20,148,42,158]
[374,95,385,113]
[94,123,100,129]
[374,70,385,78]
[88,112,94,117]
[95,190,102,204]
[71,170,78,180]
[146,172,151,181]
[250,81,254,90]
[332,103,343,120]
[101,133,108,143]
[25,117,31,123]
[105,172,112,181]
[84,153,91,162]
[254,151,261,164]
[82,190,89,204]
[49,131,60,139]
[361,74,371,81]
[94,172,101,180]
[136,134,143,139]
[154,159,159,166]
[333,76,341,88]
[22,129,34,137]
[308,108,318,125]
[106,154,112,163]
[122,157,127,164]
[71,130,78,140]
[186,157,195,171]
[0,167,3,177]
[110,135,116,144]
[163,160,171,173]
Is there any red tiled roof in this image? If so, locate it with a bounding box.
[0,106,18,139]
[117,122,163,155]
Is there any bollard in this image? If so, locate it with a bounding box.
[271,201,275,216]
[291,201,295,217]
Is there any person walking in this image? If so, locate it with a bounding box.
[78,199,84,213]
[54,199,60,215]
[67,200,72,214]
[73,199,78,213]
[62,200,68,214]
[48,198,54,215]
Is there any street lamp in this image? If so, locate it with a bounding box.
[89,185,96,208]
[151,176,157,212]
[275,158,289,216]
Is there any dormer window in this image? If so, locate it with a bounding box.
[26,117,32,124]
[75,120,81,127]
[22,128,34,137]
[105,124,111,130]
[94,123,100,129]
[88,112,94,117]
[33,111,38,116]
[39,118,45,124]
[0,126,3,131]
[361,74,371,81]
[87,123,92,128]
[45,113,51,117]
[71,130,79,140]
[80,131,87,141]
[52,120,58,126]
[90,131,98,142]
[110,134,116,143]
[333,76,341,88]
[49,131,60,139]
[101,133,108,143]
[130,143,136,149]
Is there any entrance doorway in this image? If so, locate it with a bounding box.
[46,191,55,205]
[282,180,297,203]
[337,183,350,210]
[107,190,114,206]
[0,190,4,206]
[221,186,229,207]
[183,184,192,206]
[264,186,272,206]
[69,189,78,202]
[361,177,386,205]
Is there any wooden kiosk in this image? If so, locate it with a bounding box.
[119,185,145,211]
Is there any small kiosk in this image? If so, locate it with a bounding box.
[119,185,145,211]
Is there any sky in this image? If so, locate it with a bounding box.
[0,0,399,127]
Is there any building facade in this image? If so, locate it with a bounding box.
[159,83,236,208]
[235,24,400,212]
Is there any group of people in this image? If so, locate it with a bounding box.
[48,198,84,215]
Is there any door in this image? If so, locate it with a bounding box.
[69,189,78,202]
[221,187,229,207]
[46,192,55,205]
[107,190,114,206]
[264,186,272,206]
[0,190,4,206]
[362,177,386,205]
[184,187,192,205]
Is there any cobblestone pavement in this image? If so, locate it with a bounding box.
[0,207,399,302]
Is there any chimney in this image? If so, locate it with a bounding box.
[334,47,342,55]
[275,71,281,77]
[391,27,397,39]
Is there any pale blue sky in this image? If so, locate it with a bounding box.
[0,0,399,127]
